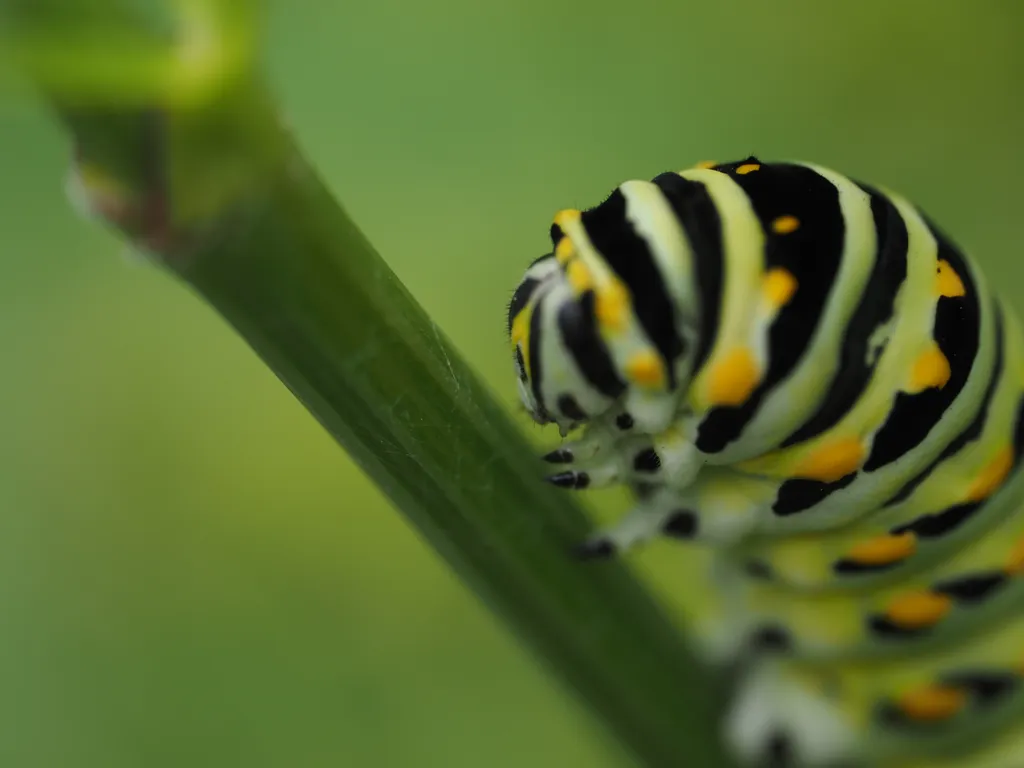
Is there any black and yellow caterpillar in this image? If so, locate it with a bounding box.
[506,158,1024,768]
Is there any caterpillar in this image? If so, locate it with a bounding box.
[506,157,1024,768]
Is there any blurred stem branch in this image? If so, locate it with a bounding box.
[7,2,734,766]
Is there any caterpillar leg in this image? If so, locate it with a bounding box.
[650,423,704,490]
[574,492,699,559]
[725,661,856,767]
[544,463,619,490]
[542,440,663,490]
[542,427,623,489]
[543,424,704,491]
[541,436,606,467]
[565,467,774,557]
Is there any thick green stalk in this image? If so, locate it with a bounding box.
[21,15,734,764]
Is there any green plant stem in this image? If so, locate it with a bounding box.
[55,80,733,767]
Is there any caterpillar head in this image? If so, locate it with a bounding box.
[507,253,586,434]
[509,208,686,437]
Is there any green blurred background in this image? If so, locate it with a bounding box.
[1,1,1023,765]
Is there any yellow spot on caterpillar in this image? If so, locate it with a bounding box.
[935,259,966,298]
[695,160,717,169]
[908,343,951,392]
[626,350,666,389]
[895,684,965,722]
[844,532,917,567]
[762,268,798,309]
[1006,536,1024,575]
[510,311,533,378]
[793,437,864,482]
[510,310,529,348]
[736,163,761,175]
[595,280,629,332]
[555,236,575,264]
[883,591,952,629]
[966,446,1014,502]
[566,259,593,293]
[705,347,759,406]
[553,209,581,229]
[771,215,800,235]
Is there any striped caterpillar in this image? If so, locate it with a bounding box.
[506,158,1024,767]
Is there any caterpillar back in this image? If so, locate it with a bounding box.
[507,157,1024,767]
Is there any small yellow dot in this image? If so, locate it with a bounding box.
[895,684,965,722]
[553,209,581,229]
[772,215,800,234]
[595,280,629,332]
[909,343,951,392]
[555,236,575,264]
[694,160,717,169]
[510,313,532,377]
[966,447,1014,502]
[736,163,761,175]
[510,311,529,347]
[883,591,952,629]
[844,532,916,567]
[935,259,966,298]
[565,259,593,293]
[626,350,666,389]
[705,347,759,406]
[793,437,864,482]
[762,268,798,309]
